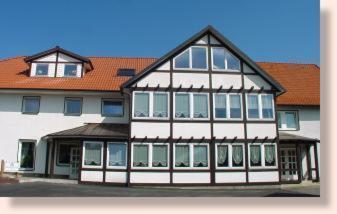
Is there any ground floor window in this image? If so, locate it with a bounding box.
[82,141,103,168]
[216,143,244,168]
[107,142,127,168]
[57,143,73,165]
[132,143,169,168]
[249,143,277,168]
[19,141,35,170]
[174,143,209,169]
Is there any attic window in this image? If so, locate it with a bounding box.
[117,69,135,77]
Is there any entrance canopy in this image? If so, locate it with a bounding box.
[43,123,129,140]
[279,132,319,144]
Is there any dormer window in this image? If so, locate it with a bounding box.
[35,64,49,76]
[64,64,78,77]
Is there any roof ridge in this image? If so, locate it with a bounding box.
[87,56,158,60]
[0,56,26,62]
[257,61,319,66]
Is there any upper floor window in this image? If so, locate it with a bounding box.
[64,97,82,116]
[102,99,123,117]
[213,93,242,120]
[35,64,49,76]
[278,111,299,130]
[246,94,274,120]
[133,92,169,119]
[211,47,240,71]
[64,64,78,77]
[22,96,40,114]
[173,46,208,70]
[174,93,209,119]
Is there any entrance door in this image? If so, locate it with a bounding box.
[280,148,298,181]
[69,147,80,179]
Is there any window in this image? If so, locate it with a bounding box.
[134,92,150,117]
[249,143,277,168]
[216,144,244,168]
[22,97,40,114]
[83,141,103,167]
[174,93,209,119]
[152,145,168,167]
[278,111,299,130]
[107,143,127,168]
[102,99,123,117]
[133,145,149,167]
[35,64,49,76]
[132,143,169,168]
[19,141,35,170]
[246,94,275,120]
[153,93,168,117]
[64,64,78,77]
[211,47,240,71]
[57,143,73,165]
[173,46,208,70]
[64,98,82,116]
[174,144,209,169]
[117,69,135,76]
[213,93,242,120]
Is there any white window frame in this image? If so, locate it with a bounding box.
[173,92,210,120]
[35,63,50,77]
[63,63,79,77]
[173,46,208,71]
[215,143,245,169]
[173,143,210,170]
[248,143,278,169]
[132,91,170,120]
[18,140,36,171]
[82,141,104,169]
[246,93,275,121]
[278,111,299,131]
[106,142,128,169]
[211,47,240,72]
[213,93,243,121]
[131,143,170,170]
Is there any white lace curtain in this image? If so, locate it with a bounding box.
[109,144,126,166]
[250,145,261,164]
[193,94,208,118]
[84,143,101,166]
[232,145,243,165]
[217,145,228,166]
[134,93,149,117]
[175,94,190,118]
[153,94,168,117]
[215,94,226,118]
[152,145,167,167]
[265,145,275,164]
[175,145,189,167]
[133,145,148,167]
[193,146,208,167]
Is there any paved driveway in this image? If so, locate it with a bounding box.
[0,182,320,197]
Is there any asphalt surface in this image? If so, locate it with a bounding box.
[0,182,320,197]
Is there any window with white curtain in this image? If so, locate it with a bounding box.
[278,111,299,130]
[83,142,103,167]
[174,93,209,119]
[216,144,244,168]
[173,46,208,70]
[132,143,169,168]
[211,47,240,71]
[107,143,127,168]
[133,92,169,119]
[214,93,242,120]
[246,94,274,120]
[249,143,277,168]
[174,144,209,169]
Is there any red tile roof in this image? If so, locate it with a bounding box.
[0,56,319,106]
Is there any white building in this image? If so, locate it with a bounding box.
[0,26,319,186]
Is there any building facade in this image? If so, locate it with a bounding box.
[0,26,320,186]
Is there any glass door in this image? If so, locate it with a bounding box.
[69,147,80,179]
[280,148,298,181]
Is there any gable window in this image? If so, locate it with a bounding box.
[64,97,82,116]
[249,143,277,168]
[216,144,246,169]
[174,93,209,119]
[278,111,299,130]
[211,47,240,71]
[102,99,123,117]
[213,93,242,120]
[22,96,40,114]
[19,141,35,170]
[107,142,127,168]
[35,64,49,76]
[174,143,209,169]
[246,94,275,120]
[64,64,78,77]
[133,92,169,119]
[173,46,208,70]
[83,141,103,168]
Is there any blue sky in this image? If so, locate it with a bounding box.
[0,0,319,65]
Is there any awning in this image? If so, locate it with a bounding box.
[43,123,129,140]
[279,132,320,143]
